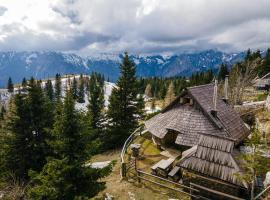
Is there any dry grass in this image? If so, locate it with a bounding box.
[91,149,188,200]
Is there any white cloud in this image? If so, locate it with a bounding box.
[0,0,270,54]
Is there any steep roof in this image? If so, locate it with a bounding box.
[145,83,249,146]
[177,134,248,188]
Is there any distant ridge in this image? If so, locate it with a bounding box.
[0,50,245,87]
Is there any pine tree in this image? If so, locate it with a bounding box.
[25,77,54,172]
[0,78,54,180]
[44,79,54,101]
[258,48,270,77]
[77,74,85,103]
[164,81,176,106]
[27,90,111,200]
[7,77,14,93]
[107,52,142,148]
[71,76,78,100]
[88,72,105,130]
[218,63,229,81]
[54,73,62,101]
[0,92,31,180]
[22,77,27,92]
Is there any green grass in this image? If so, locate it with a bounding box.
[255,92,268,101]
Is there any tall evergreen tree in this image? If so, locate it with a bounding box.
[88,72,104,130]
[21,77,27,92]
[44,79,54,101]
[54,73,62,101]
[218,63,229,81]
[1,78,54,180]
[0,92,31,180]
[71,76,78,100]
[107,52,142,148]
[77,74,85,103]
[7,77,14,93]
[28,90,110,200]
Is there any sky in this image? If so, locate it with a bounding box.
[0,0,270,55]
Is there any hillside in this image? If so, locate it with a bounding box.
[0,50,244,87]
[0,75,115,110]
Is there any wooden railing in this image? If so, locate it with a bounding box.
[254,185,270,200]
[120,126,143,179]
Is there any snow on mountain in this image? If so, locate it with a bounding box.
[0,50,245,88]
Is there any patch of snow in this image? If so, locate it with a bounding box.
[25,53,37,65]
[86,161,111,169]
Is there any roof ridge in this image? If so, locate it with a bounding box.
[187,82,214,90]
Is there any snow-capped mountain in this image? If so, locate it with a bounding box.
[0,50,245,87]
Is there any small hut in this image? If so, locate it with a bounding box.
[177,133,249,199]
[254,73,270,90]
[145,82,250,149]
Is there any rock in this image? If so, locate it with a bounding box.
[128,191,136,200]
[105,192,114,200]
[264,172,270,188]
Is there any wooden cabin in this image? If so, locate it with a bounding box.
[145,83,250,149]
[145,82,251,198]
[254,73,270,90]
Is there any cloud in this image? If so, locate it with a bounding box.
[0,0,270,54]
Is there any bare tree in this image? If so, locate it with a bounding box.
[229,58,261,105]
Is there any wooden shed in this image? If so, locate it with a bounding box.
[177,133,249,199]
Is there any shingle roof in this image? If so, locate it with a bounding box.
[145,83,250,146]
[177,134,248,188]
[188,83,250,144]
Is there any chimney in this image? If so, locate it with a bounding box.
[211,79,218,117]
[223,75,229,103]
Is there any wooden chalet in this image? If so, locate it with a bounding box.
[145,82,250,149]
[145,81,251,199]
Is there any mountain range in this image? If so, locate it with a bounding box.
[0,50,245,87]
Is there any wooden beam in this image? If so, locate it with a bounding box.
[137,170,199,192]
[138,176,199,199]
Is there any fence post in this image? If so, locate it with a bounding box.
[121,162,126,178]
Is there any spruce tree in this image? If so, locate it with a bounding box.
[107,52,142,148]
[0,92,31,179]
[54,73,62,101]
[7,77,14,93]
[28,90,110,200]
[77,74,85,103]
[44,79,54,101]
[218,64,229,81]
[71,76,78,100]
[22,77,27,92]
[88,72,104,130]
[25,77,54,172]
